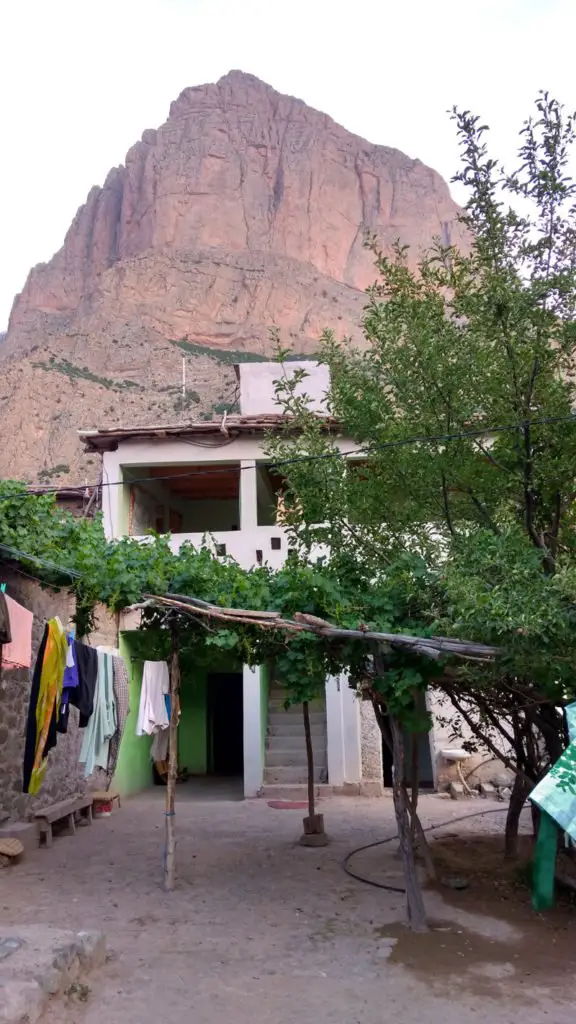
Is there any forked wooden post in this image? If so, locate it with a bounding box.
[303,700,315,820]
[164,625,181,891]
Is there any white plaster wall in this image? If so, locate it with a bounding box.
[239,362,330,415]
[325,675,362,788]
[325,676,345,787]
[243,664,263,797]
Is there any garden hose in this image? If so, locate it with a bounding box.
[342,805,510,892]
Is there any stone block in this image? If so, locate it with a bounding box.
[449,781,464,800]
[0,926,106,1024]
[359,780,385,797]
[479,782,496,798]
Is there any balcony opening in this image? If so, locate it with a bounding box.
[256,463,287,526]
[124,464,241,535]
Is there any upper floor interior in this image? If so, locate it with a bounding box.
[79,361,353,569]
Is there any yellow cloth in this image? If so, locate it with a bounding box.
[28,617,68,795]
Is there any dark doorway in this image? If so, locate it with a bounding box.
[207,673,244,776]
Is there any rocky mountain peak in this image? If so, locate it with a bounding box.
[1,72,466,481]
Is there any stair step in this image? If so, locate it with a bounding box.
[266,734,326,751]
[265,749,327,767]
[264,766,327,784]
[268,694,325,708]
[260,783,334,800]
[266,700,323,708]
[268,712,325,728]
[268,723,326,737]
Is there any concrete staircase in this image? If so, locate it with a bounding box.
[261,686,329,799]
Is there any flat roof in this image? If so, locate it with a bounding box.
[78,414,338,453]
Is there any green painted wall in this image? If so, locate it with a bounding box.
[178,668,207,774]
[113,639,243,791]
[113,635,153,796]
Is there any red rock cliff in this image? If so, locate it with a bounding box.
[0,71,466,480]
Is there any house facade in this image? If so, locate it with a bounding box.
[80,363,387,799]
[80,362,512,798]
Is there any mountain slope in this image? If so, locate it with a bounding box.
[1,70,466,481]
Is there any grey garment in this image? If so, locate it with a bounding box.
[105,656,131,780]
[150,728,170,763]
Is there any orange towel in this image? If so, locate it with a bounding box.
[2,596,33,669]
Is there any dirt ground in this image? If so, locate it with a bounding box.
[1,783,574,1024]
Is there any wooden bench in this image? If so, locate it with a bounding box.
[34,795,93,848]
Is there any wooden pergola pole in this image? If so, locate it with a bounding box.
[164,623,181,891]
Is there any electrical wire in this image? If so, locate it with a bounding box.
[1,412,576,503]
[0,544,82,580]
[342,806,510,892]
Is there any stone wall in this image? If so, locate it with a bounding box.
[427,690,514,790]
[0,571,107,821]
[359,700,384,796]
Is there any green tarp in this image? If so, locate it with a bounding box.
[529,701,576,910]
[529,701,576,843]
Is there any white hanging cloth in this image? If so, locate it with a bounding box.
[136,661,170,736]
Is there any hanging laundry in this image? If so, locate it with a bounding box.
[105,655,131,780]
[67,642,98,727]
[137,661,169,736]
[23,617,68,795]
[150,684,179,766]
[150,728,170,762]
[2,595,33,669]
[0,592,12,645]
[57,636,80,734]
[79,651,117,778]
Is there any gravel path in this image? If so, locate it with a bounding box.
[1,785,572,1024]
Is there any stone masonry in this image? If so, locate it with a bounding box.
[0,572,117,822]
[359,699,384,796]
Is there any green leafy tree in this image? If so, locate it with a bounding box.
[266,93,576,860]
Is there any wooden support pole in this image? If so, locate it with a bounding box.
[303,700,316,820]
[164,625,180,892]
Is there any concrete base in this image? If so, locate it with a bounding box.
[299,813,329,846]
[299,831,329,847]
[0,926,106,1023]
[260,781,385,800]
[333,781,385,797]
[0,822,39,855]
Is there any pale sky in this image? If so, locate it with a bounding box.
[1,0,575,328]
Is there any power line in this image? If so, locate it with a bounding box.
[0,544,82,580]
[0,411,575,503]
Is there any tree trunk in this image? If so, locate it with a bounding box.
[303,700,315,820]
[505,772,531,860]
[389,713,428,932]
[409,734,419,841]
[164,628,181,891]
[406,732,436,882]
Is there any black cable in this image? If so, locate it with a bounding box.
[342,806,510,892]
[0,543,82,580]
[1,411,576,503]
